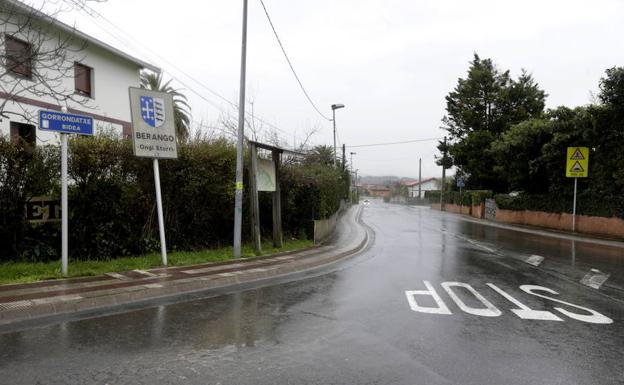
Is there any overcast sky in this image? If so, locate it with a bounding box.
[39,0,624,179]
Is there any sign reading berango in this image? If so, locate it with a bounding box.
[128,87,178,159]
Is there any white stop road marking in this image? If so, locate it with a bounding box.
[405,281,613,324]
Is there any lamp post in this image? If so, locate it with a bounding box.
[331,103,345,166]
[354,169,359,202]
[350,151,356,201]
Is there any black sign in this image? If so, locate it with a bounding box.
[25,197,61,223]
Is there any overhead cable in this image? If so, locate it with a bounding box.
[258,0,332,121]
[64,0,308,141]
[348,137,442,148]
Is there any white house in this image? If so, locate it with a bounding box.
[0,0,159,146]
[405,178,438,199]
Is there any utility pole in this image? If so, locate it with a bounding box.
[342,144,346,171]
[332,109,337,166]
[233,0,248,258]
[418,158,422,200]
[441,136,447,211]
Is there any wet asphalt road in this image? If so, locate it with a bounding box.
[1,200,624,385]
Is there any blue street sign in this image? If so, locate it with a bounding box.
[457,177,465,188]
[39,110,93,135]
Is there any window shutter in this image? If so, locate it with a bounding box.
[74,63,92,97]
[5,35,32,78]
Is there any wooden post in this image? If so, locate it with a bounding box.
[272,150,283,248]
[249,143,262,253]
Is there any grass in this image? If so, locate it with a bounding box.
[0,238,314,286]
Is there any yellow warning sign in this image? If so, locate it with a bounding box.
[566,147,589,178]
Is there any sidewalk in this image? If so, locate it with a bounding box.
[0,205,368,330]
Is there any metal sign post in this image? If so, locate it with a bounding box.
[153,159,167,265]
[565,147,589,232]
[61,133,68,276]
[39,109,94,276]
[457,177,465,214]
[572,177,578,232]
[129,88,177,266]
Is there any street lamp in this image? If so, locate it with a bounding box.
[353,169,359,203]
[350,152,356,202]
[331,103,345,166]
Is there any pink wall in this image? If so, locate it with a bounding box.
[430,203,623,239]
[496,209,624,239]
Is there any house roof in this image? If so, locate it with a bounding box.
[6,0,160,73]
[368,186,391,191]
[403,178,436,187]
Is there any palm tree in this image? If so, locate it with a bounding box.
[140,72,191,143]
[305,145,335,166]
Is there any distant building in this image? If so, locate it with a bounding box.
[364,185,391,198]
[404,178,438,199]
[1,0,159,146]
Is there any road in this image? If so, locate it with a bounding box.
[1,200,623,385]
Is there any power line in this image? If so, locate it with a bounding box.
[348,137,442,148]
[258,0,332,121]
[65,0,309,142]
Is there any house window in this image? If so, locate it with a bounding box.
[74,62,92,97]
[10,122,36,148]
[5,35,32,78]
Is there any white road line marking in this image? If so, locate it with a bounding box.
[441,282,502,317]
[182,263,247,275]
[405,281,452,315]
[31,295,83,305]
[580,269,610,289]
[0,300,32,310]
[487,283,562,321]
[520,285,613,324]
[106,272,131,280]
[524,255,544,267]
[133,269,159,278]
[143,284,163,289]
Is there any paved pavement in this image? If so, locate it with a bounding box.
[1,200,623,385]
[0,205,367,331]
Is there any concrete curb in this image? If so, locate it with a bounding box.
[0,206,369,331]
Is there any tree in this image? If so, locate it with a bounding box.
[490,118,554,193]
[305,145,334,167]
[140,72,191,144]
[443,54,509,138]
[440,54,546,192]
[599,67,624,111]
[0,0,106,122]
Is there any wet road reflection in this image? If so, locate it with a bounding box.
[1,201,623,385]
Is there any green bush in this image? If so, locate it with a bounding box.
[494,192,624,218]
[470,190,493,206]
[424,190,440,203]
[0,138,60,261]
[0,136,349,262]
[425,190,492,206]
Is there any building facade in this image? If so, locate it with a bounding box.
[405,178,438,199]
[0,0,159,146]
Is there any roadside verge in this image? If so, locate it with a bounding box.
[0,205,369,331]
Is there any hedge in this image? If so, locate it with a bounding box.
[424,190,492,206]
[0,136,349,262]
[494,192,624,219]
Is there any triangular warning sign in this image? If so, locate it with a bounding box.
[570,148,585,160]
[570,161,584,173]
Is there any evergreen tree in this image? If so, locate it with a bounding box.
[440,54,546,192]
